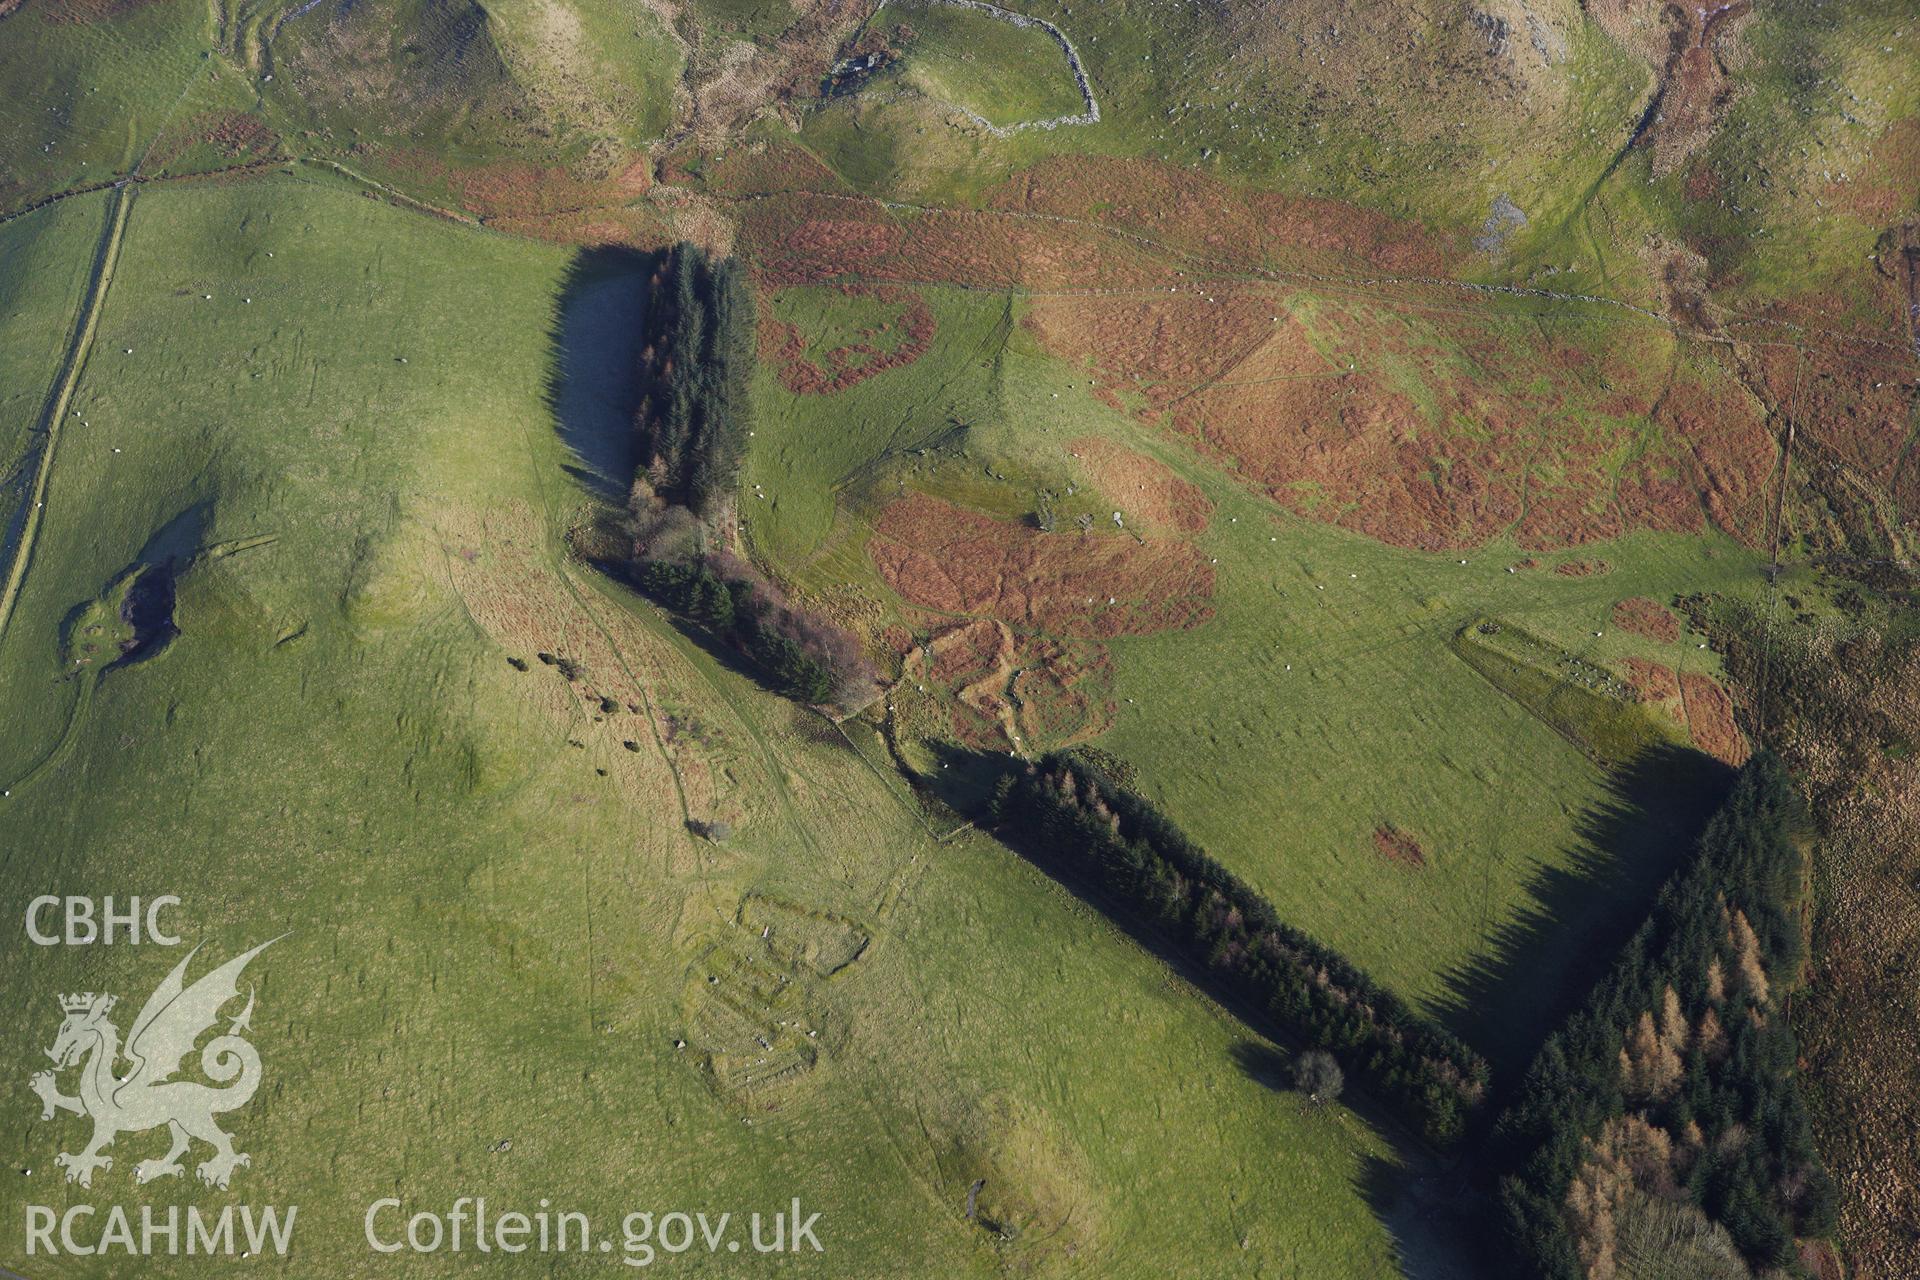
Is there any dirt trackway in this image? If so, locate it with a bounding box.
[0,183,134,652]
[718,187,1919,370]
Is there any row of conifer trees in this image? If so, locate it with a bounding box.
[633,242,755,515]
[992,751,1492,1146]
[617,244,874,710]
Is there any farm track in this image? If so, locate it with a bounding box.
[720,188,1920,370]
[498,370,826,870]
[0,678,91,799]
[1752,350,1807,740]
[0,183,134,654]
[0,159,466,237]
[500,404,706,847]
[574,571,825,862]
[829,715,975,843]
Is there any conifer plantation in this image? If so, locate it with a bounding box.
[1495,754,1835,1278]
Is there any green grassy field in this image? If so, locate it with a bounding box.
[746,283,1015,583]
[0,0,213,207]
[0,178,1412,1278]
[884,1,1087,132]
[0,195,106,568]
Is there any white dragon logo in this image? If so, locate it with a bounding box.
[29,939,280,1190]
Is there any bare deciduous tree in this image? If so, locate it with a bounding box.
[1294,1050,1343,1105]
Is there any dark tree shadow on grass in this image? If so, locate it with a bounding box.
[1229,1041,1490,1279]
[1228,1039,1294,1092]
[543,247,789,696]
[1430,743,1735,1083]
[920,739,1015,817]
[545,246,657,501]
[1353,1153,1493,1280]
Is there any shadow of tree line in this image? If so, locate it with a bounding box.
[545,245,654,502]
[1431,743,1734,1082]
[541,246,764,688]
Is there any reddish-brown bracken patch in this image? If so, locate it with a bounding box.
[1011,635,1116,747]
[1622,657,1682,706]
[1679,671,1750,766]
[490,205,671,246]
[1554,559,1612,578]
[922,619,1022,750]
[1713,276,1920,539]
[1682,162,1722,205]
[729,158,1834,559]
[749,206,901,281]
[926,617,1012,684]
[1611,597,1681,643]
[740,155,1461,296]
[1832,119,1920,223]
[1646,374,1777,548]
[145,112,281,172]
[1024,292,1281,406]
[1372,825,1427,869]
[985,156,1460,278]
[763,284,936,395]
[737,191,1179,292]
[1797,1239,1845,1280]
[1024,285,1778,553]
[692,144,848,200]
[1067,437,1211,533]
[880,624,916,659]
[902,619,1115,751]
[359,148,655,232]
[868,492,1214,638]
[455,156,653,220]
[1757,347,1917,488]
